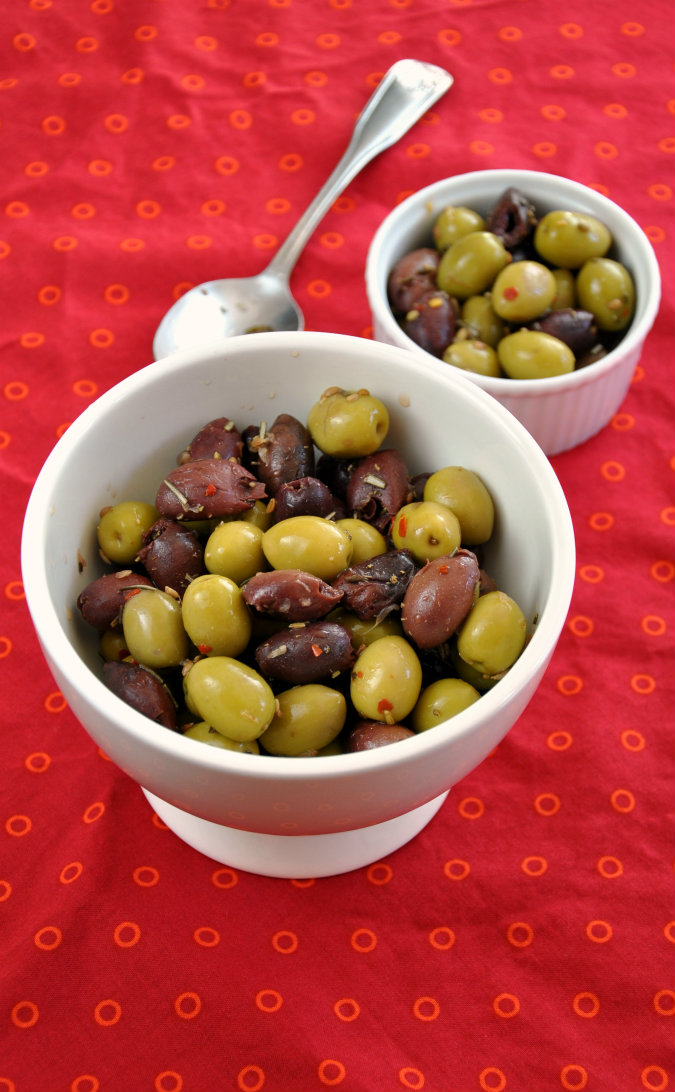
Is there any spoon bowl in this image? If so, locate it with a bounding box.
[153,60,452,359]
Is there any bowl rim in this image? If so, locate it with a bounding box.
[21,330,576,783]
[365,167,662,395]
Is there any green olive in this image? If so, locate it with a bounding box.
[436,231,511,299]
[534,209,612,269]
[204,520,266,584]
[432,205,486,250]
[423,466,494,545]
[576,257,635,331]
[328,608,404,647]
[183,721,260,754]
[497,329,575,380]
[183,656,276,741]
[551,268,577,310]
[97,500,159,564]
[335,518,387,564]
[412,677,480,731]
[460,294,504,347]
[306,387,389,457]
[443,339,501,378]
[259,684,346,756]
[122,587,189,668]
[99,627,129,662]
[491,260,557,323]
[456,589,526,677]
[181,573,251,657]
[391,501,461,563]
[262,515,352,580]
[350,635,422,723]
[239,499,274,532]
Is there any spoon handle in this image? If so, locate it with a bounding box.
[265,59,453,280]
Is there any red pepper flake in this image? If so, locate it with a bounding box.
[197,644,212,654]
[503,285,518,300]
[398,515,408,538]
[204,483,217,497]
[311,643,324,657]
[123,588,141,599]
[377,698,394,713]
[438,564,448,574]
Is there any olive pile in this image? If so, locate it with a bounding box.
[387,186,636,379]
[77,387,527,757]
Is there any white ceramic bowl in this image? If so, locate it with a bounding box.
[366,169,661,455]
[21,331,575,877]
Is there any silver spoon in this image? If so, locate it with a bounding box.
[153,59,453,359]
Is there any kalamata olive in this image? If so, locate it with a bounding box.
[486,186,537,250]
[423,466,495,545]
[97,500,159,564]
[347,449,412,533]
[350,635,422,723]
[179,416,244,463]
[456,589,526,676]
[491,260,557,323]
[122,587,189,668]
[77,570,154,630]
[387,247,441,313]
[183,721,260,754]
[432,205,486,251]
[103,659,177,730]
[156,458,266,521]
[181,573,252,657]
[183,655,276,741]
[315,454,358,501]
[575,343,609,369]
[136,518,205,596]
[307,387,390,458]
[259,684,347,756]
[401,549,480,650]
[534,210,612,268]
[204,520,266,584]
[403,289,458,358]
[331,548,417,620]
[411,677,480,731]
[391,501,461,563]
[346,720,415,751]
[255,620,356,684]
[242,569,343,621]
[244,413,315,495]
[530,308,598,358]
[443,339,501,378]
[272,476,344,522]
[263,516,352,581]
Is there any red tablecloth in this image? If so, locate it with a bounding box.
[2,2,674,1091]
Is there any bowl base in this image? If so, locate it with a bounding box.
[141,788,449,878]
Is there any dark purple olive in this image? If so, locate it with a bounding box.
[244,413,315,496]
[180,416,243,463]
[136,518,205,596]
[332,549,417,620]
[347,449,412,533]
[102,660,177,730]
[347,720,415,751]
[402,549,480,649]
[387,247,441,314]
[272,476,345,522]
[402,289,458,358]
[242,569,343,621]
[255,621,356,684]
[77,570,154,630]
[156,458,266,520]
[487,186,538,250]
[531,308,599,358]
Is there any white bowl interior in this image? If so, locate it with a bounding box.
[21,332,575,857]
